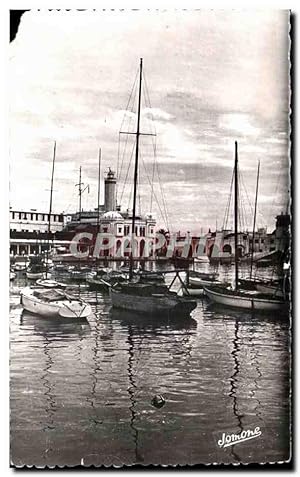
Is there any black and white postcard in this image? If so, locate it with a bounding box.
[9,9,291,468]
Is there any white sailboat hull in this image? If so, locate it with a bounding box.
[20,287,92,319]
[204,286,287,311]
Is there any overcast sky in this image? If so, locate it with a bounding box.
[9,9,290,233]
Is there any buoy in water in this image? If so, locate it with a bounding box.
[151,394,165,409]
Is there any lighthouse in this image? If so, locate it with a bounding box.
[104,168,117,212]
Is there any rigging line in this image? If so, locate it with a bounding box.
[137,163,141,216]
[155,157,170,232]
[119,110,135,186]
[223,169,234,230]
[238,170,248,231]
[226,170,235,230]
[118,130,130,200]
[143,71,158,152]
[239,169,254,221]
[142,69,160,216]
[120,68,139,132]
[143,80,157,212]
[119,138,136,205]
[143,68,169,229]
[117,69,139,193]
[140,153,169,229]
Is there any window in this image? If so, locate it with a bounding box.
[270,239,275,244]
[23,213,27,219]
[103,227,108,233]
[255,239,259,244]
[18,212,21,220]
[261,239,264,244]
[12,212,15,219]
[30,213,34,220]
[118,227,122,234]
[124,225,130,236]
[59,215,63,223]
[135,226,138,236]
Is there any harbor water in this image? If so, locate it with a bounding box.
[10,268,290,466]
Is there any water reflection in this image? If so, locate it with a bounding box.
[229,320,243,462]
[20,310,91,339]
[127,325,142,463]
[109,307,198,331]
[11,275,290,465]
[86,312,103,429]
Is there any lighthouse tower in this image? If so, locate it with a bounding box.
[104,168,117,212]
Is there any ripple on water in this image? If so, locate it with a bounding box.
[10,279,290,466]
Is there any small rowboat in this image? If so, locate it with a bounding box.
[20,287,92,319]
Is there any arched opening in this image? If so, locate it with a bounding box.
[223,244,232,254]
[116,239,122,257]
[208,244,214,258]
[237,245,244,258]
[123,238,131,257]
[139,239,145,258]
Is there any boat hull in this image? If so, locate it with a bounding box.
[20,288,92,319]
[188,276,222,288]
[26,272,47,280]
[110,288,196,316]
[181,287,205,297]
[256,283,284,298]
[204,286,287,312]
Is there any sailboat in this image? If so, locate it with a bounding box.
[204,142,288,312]
[110,59,197,317]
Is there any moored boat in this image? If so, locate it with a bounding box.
[36,278,67,288]
[188,270,220,288]
[20,287,92,319]
[204,285,287,312]
[26,269,47,280]
[204,142,288,313]
[110,282,197,316]
[110,59,196,318]
[87,269,127,291]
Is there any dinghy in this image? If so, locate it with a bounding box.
[20,287,92,319]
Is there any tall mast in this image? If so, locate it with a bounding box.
[97,148,101,233]
[250,160,260,280]
[129,58,143,280]
[78,166,82,220]
[234,140,239,290]
[46,141,56,279]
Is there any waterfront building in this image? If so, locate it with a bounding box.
[10,169,157,259]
